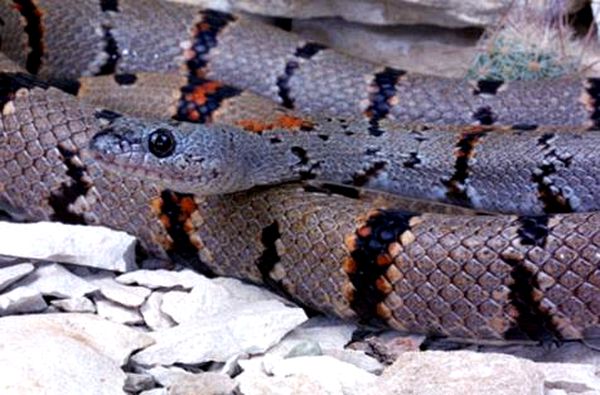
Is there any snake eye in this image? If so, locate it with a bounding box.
[148,128,176,158]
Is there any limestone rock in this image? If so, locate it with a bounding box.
[148,366,237,395]
[0,287,46,315]
[0,263,34,292]
[10,263,97,299]
[116,268,206,290]
[237,355,376,395]
[0,314,154,394]
[51,296,96,313]
[133,300,307,365]
[0,221,136,272]
[169,0,515,28]
[124,373,156,393]
[141,291,176,330]
[374,350,544,395]
[89,273,151,307]
[161,277,282,324]
[95,297,144,325]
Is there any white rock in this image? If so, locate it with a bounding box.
[324,349,383,374]
[539,362,600,394]
[294,18,478,78]
[214,277,287,303]
[116,268,206,290]
[268,316,356,358]
[89,274,151,307]
[373,350,544,395]
[237,355,376,395]
[159,289,193,323]
[140,389,167,395]
[0,313,154,394]
[124,373,155,392]
[0,221,136,272]
[0,287,47,315]
[161,277,284,324]
[133,300,307,365]
[10,263,97,299]
[141,291,176,330]
[148,366,237,395]
[170,0,513,28]
[95,298,144,325]
[50,296,96,313]
[0,263,34,292]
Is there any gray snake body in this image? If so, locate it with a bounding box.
[2,0,600,342]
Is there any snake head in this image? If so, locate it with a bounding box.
[89,117,253,195]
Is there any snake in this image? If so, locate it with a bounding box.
[3,0,600,342]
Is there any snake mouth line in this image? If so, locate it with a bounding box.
[90,151,217,191]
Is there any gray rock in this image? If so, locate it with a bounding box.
[0,221,136,272]
[540,362,600,394]
[324,349,383,374]
[124,373,156,392]
[293,18,478,78]
[10,263,97,299]
[285,341,323,358]
[159,289,192,323]
[347,331,425,364]
[0,287,47,315]
[116,268,206,290]
[0,263,34,292]
[50,296,96,313]
[140,389,167,395]
[95,297,144,325]
[267,316,356,358]
[373,351,544,395]
[133,300,307,365]
[237,355,376,395]
[0,314,154,394]
[161,277,285,324]
[148,366,237,395]
[141,291,176,330]
[89,273,151,307]
[170,0,515,27]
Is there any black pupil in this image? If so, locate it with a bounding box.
[148,128,175,158]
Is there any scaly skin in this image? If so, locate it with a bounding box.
[90,116,600,215]
[3,1,600,342]
[2,0,600,128]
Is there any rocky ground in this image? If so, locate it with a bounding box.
[1,221,600,394]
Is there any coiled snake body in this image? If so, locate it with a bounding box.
[2,0,600,341]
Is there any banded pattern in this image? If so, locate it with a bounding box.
[3,0,600,343]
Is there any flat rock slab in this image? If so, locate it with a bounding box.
[237,355,376,395]
[133,300,307,366]
[374,350,544,395]
[0,263,34,293]
[89,274,151,307]
[116,269,206,290]
[0,314,154,395]
[0,221,136,272]
[0,287,46,315]
[10,263,97,299]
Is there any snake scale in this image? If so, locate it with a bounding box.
[3,0,600,342]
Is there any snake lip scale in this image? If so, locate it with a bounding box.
[4,0,600,342]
